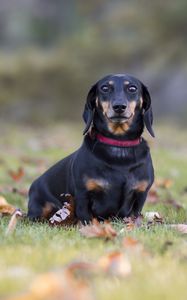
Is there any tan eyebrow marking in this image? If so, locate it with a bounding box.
[124,81,130,85]
[108,80,114,85]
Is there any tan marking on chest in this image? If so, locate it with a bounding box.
[108,122,130,135]
[85,178,110,192]
[133,180,149,192]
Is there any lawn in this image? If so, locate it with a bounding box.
[0,122,187,300]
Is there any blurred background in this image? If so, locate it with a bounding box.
[0,0,186,125]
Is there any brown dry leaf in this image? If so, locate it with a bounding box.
[150,214,163,225]
[145,211,162,222]
[98,251,131,277]
[123,215,143,231]
[147,189,160,204]
[145,211,164,227]
[0,195,9,206]
[155,178,173,189]
[8,167,25,182]
[8,271,94,300]
[0,195,16,215]
[49,194,76,226]
[66,261,96,277]
[65,252,132,278]
[6,209,23,235]
[122,236,150,257]
[79,219,117,240]
[123,236,140,248]
[170,224,187,234]
[123,217,135,231]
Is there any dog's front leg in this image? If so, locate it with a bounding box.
[75,190,92,224]
[118,186,135,218]
[131,191,148,217]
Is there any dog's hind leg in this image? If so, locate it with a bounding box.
[27,181,63,221]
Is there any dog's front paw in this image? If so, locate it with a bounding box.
[77,214,93,225]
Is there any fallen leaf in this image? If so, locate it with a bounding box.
[0,195,16,215]
[122,236,149,256]
[6,209,23,235]
[98,251,131,277]
[8,271,94,300]
[150,214,163,225]
[123,215,143,231]
[0,195,9,206]
[170,224,187,234]
[79,219,117,240]
[49,194,76,225]
[123,236,140,248]
[30,272,64,299]
[66,261,96,277]
[155,178,173,189]
[66,252,132,278]
[8,167,25,182]
[145,211,164,227]
[145,211,162,222]
[147,190,160,204]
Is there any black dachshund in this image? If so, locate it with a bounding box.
[28,74,154,223]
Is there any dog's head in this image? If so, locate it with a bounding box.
[83,74,154,138]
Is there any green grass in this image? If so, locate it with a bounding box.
[0,123,187,300]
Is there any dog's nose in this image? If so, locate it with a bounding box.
[113,104,127,113]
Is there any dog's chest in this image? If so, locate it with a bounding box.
[84,164,145,193]
[84,164,147,218]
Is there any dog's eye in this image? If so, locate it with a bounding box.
[101,85,110,93]
[127,85,137,93]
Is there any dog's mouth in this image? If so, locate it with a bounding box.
[107,114,133,123]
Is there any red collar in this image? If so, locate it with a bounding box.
[96,133,141,147]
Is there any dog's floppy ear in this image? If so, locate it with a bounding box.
[82,83,97,135]
[142,84,155,138]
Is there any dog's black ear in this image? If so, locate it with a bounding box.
[142,84,155,138]
[82,83,97,135]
